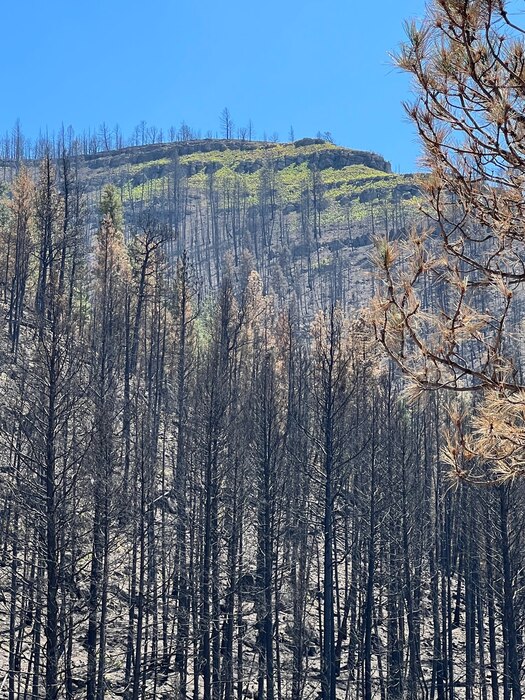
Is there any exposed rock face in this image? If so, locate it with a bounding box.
[293,137,327,147]
[83,139,264,170]
[80,138,392,181]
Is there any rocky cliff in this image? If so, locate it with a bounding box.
[81,138,393,180]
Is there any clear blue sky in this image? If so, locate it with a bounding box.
[1,0,426,172]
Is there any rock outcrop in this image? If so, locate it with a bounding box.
[80,138,392,181]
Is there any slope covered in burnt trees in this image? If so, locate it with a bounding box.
[0,141,521,700]
[1,137,421,312]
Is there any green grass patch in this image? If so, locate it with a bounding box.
[126,158,171,174]
[124,176,168,201]
[119,146,420,217]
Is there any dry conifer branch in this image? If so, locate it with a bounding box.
[373,0,525,482]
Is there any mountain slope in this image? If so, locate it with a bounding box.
[68,137,421,309]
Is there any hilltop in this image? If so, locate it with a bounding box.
[81,137,393,175]
[78,138,419,215]
[70,137,421,308]
[1,137,422,310]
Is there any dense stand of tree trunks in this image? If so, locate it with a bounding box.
[0,150,523,700]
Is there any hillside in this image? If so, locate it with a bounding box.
[59,137,421,309]
[81,137,419,218]
[0,136,523,700]
[0,137,422,311]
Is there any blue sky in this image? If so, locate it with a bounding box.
[2,0,426,172]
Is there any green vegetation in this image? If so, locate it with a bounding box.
[117,141,420,224]
[126,175,168,201]
[179,140,341,169]
[126,157,171,174]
